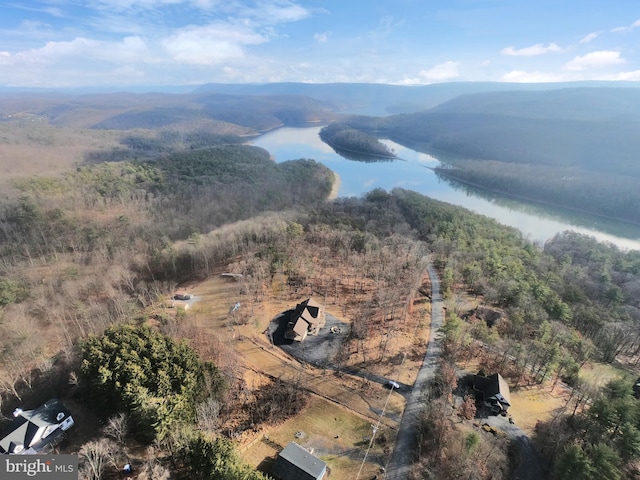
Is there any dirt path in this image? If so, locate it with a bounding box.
[481,415,546,480]
[384,261,444,480]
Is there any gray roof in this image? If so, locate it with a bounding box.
[474,373,511,407]
[0,399,73,454]
[277,442,327,480]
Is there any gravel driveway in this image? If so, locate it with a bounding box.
[266,310,350,367]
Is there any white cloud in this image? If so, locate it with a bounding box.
[611,18,640,33]
[580,31,602,43]
[611,26,631,33]
[420,61,460,82]
[396,62,460,85]
[501,43,562,56]
[501,70,572,83]
[88,0,310,25]
[89,0,207,12]
[8,3,65,18]
[564,50,625,71]
[162,23,266,65]
[254,1,310,23]
[0,36,151,70]
[314,31,331,43]
[602,70,640,81]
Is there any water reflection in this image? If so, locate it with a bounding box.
[251,126,640,250]
[327,145,397,163]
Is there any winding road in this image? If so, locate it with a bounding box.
[384,262,444,479]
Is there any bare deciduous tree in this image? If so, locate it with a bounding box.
[136,461,171,480]
[78,439,117,480]
[102,412,129,446]
[196,397,221,434]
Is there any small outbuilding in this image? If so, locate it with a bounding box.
[173,290,193,301]
[473,373,511,414]
[275,442,327,480]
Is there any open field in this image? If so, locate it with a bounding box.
[579,360,634,389]
[241,395,390,479]
[185,273,408,425]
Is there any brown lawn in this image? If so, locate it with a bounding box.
[240,395,391,479]
[507,385,569,435]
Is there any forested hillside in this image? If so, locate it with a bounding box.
[0,91,336,132]
[334,87,640,224]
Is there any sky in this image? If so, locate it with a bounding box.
[2,0,640,88]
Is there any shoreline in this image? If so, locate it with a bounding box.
[433,168,640,229]
[329,171,341,200]
[320,136,398,161]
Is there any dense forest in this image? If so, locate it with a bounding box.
[434,160,640,224]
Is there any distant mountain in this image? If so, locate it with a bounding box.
[331,86,640,175]
[193,81,640,115]
[0,91,336,132]
[429,87,640,122]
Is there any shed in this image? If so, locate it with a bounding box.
[275,442,327,480]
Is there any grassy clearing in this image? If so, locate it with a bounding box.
[183,272,407,427]
[579,361,633,389]
[507,386,568,434]
[240,395,390,479]
[168,269,407,477]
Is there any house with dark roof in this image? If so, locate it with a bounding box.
[473,373,511,414]
[0,399,74,454]
[275,442,327,480]
[285,298,326,342]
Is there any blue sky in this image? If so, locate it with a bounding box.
[1,0,640,88]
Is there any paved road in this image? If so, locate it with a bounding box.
[385,262,444,480]
[383,262,547,480]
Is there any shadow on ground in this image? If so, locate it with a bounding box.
[266,310,350,368]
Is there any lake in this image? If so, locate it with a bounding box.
[251,126,640,251]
